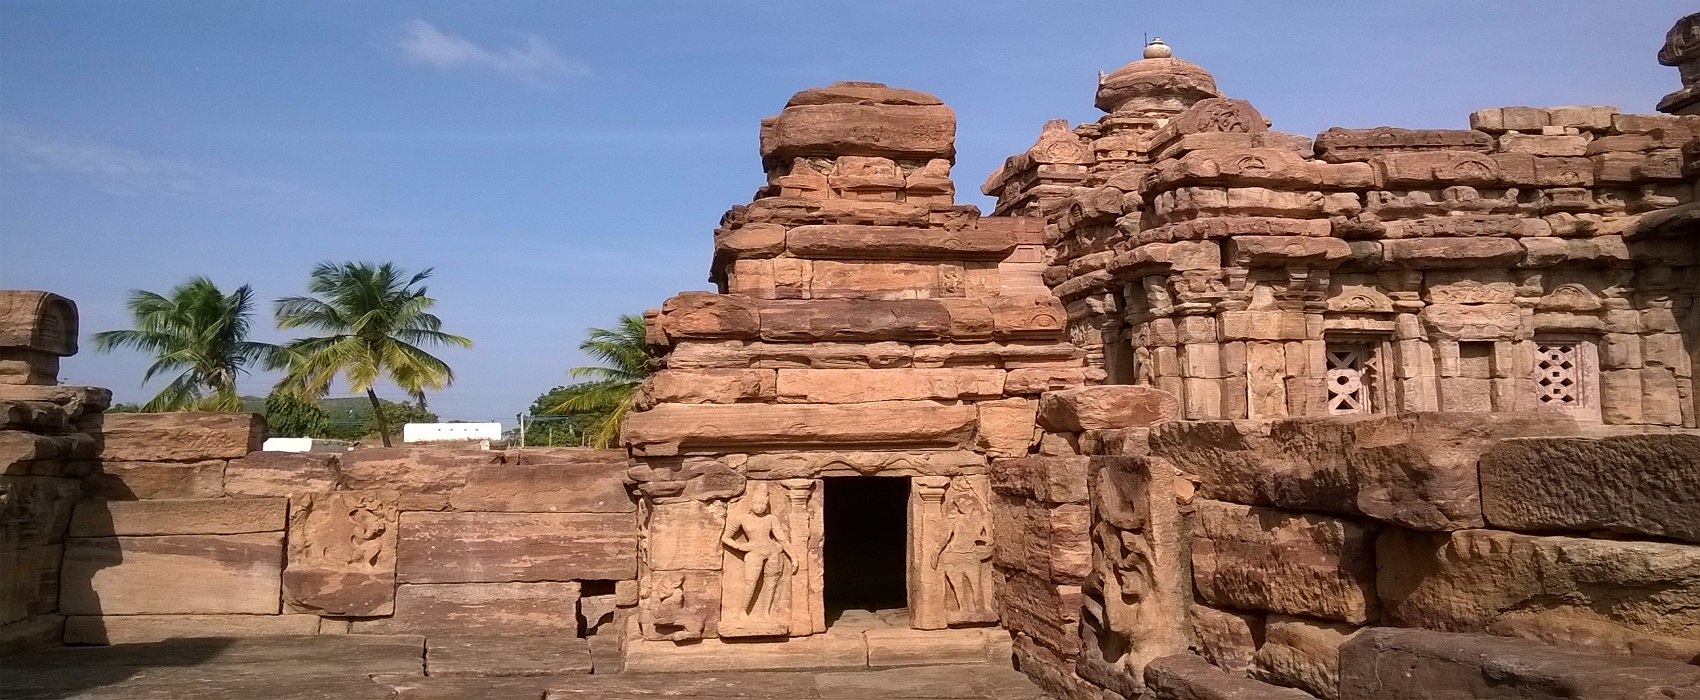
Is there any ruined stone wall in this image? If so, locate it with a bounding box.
[621,82,1084,667]
[0,304,637,657]
[58,429,635,647]
[0,291,106,654]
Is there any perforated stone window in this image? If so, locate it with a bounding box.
[1535,341,1584,409]
[1326,344,1374,415]
[1532,336,1600,420]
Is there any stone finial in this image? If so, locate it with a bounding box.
[1657,12,1700,115]
[1143,37,1173,60]
[0,290,78,386]
[1095,45,1221,115]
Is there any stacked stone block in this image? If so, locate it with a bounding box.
[0,291,105,654]
[988,385,1189,700]
[622,81,1085,666]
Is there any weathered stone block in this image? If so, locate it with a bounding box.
[336,447,502,493]
[396,512,637,583]
[1253,614,1361,700]
[84,460,225,500]
[860,628,996,668]
[1381,238,1523,269]
[994,569,1079,657]
[0,615,65,655]
[976,397,1038,458]
[998,369,1083,397]
[1338,628,1700,699]
[59,533,283,614]
[757,298,955,342]
[447,461,635,513]
[1149,414,1575,531]
[991,455,1089,505]
[68,498,286,537]
[660,292,759,339]
[1378,528,1700,645]
[1037,385,1179,432]
[637,569,720,641]
[350,582,579,636]
[1146,653,1321,700]
[222,451,337,498]
[62,613,321,644]
[1,544,62,625]
[1192,500,1378,624]
[640,369,776,405]
[623,401,977,454]
[776,368,1003,403]
[98,412,265,462]
[1190,604,1263,675]
[785,224,1014,260]
[623,622,868,671]
[1479,433,1700,542]
[283,491,398,617]
[425,635,592,677]
[760,83,955,164]
[1,474,79,547]
[644,500,726,570]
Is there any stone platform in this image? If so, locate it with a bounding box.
[624,609,1011,672]
[0,634,1045,700]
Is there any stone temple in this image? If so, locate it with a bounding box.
[3,13,1700,700]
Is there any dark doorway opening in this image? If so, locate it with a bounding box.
[822,476,909,615]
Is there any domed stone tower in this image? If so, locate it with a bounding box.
[1094,37,1222,116]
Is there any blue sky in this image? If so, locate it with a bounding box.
[2,1,1690,421]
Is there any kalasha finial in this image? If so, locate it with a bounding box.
[1143,37,1172,59]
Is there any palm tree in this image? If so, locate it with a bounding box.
[271,261,472,447]
[91,277,276,412]
[543,314,652,448]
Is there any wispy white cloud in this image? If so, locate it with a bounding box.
[391,19,588,86]
[0,121,321,207]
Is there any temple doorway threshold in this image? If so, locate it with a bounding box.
[621,615,1010,673]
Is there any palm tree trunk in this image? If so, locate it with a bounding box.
[367,388,392,448]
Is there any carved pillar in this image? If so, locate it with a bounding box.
[909,476,950,629]
[779,478,824,635]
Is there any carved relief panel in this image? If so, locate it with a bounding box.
[909,475,996,629]
[718,479,823,637]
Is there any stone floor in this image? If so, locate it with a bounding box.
[0,634,1049,700]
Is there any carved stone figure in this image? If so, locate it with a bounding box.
[719,485,798,635]
[932,490,994,622]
